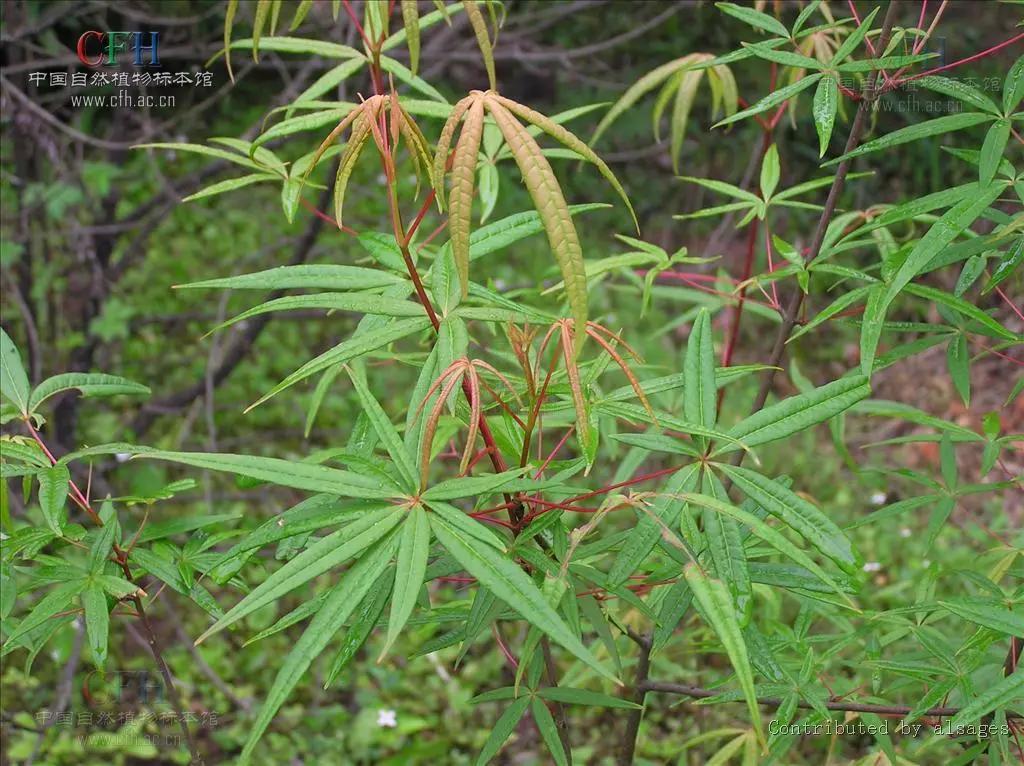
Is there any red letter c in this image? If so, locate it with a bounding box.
[77,31,103,66]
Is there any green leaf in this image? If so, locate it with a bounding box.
[829,6,877,65]
[859,285,886,376]
[684,492,852,602]
[196,507,402,644]
[182,173,277,202]
[531,697,569,766]
[653,578,693,653]
[836,53,937,72]
[401,0,420,73]
[37,464,70,536]
[140,450,404,499]
[27,373,150,413]
[215,35,362,61]
[1003,54,1024,113]
[430,512,618,684]
[683,308,717,438]
[715,2,790,38]
[0,328,30,415]
[324,571,393,686]
[423,468,536,501]
[487,99,589,354]
[979,120,1011,186]
[812,76,838,158]
[537,687,642,709]
[718,464,859,573]
[177,264,404,292]
[714,74,821,128]
[684,563,764,744]
[237,531,399,765]
[759,144,780,200]
[380,505,430,658]
[211,294,425,335]
[89,500,118,573]
[678,176,762,205]
[719,375,870,453]
[743,42,821,70]
[946,334,971,407]
[248,317,432,410]
[940,599,1024,636]
[914,76,1001,116]
[81,586,109,669]
[432,248,463,315]
[607,463,701,588]
[700,473,752,622]
[947,670,1024,730]
[824,113,996,166]
[134,143,270,173]
[983,235,1023,295]
[475,696,531,766]
[878,181,1008,333]
[345,364,418,492]
[792,0,821,35]
[1,580,86,651]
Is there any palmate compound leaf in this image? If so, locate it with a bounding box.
[436,91,636,355]
[237,530,400,765]
[429,510,619,684]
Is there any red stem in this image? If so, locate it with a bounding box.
[891,32,1024,87]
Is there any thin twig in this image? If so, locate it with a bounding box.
[617,632,653,766]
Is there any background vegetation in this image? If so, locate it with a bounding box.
[1,1,1021,764]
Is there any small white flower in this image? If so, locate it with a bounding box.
[115,452,130,463]
[377,709,397,728]
[862,561,882,572]
[900,528,912,538]
[870,492,887,506]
